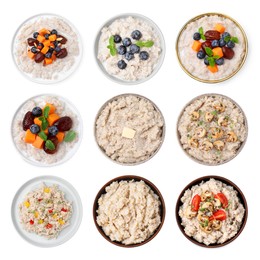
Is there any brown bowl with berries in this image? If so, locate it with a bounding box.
[176,175,248,248]
[176,13,248,83]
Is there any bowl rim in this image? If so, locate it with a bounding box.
[175,12,248,84]
[94,12,166,85]
[11,12,83,85]
[175,175,248,248]
[176,93,248,166]
[11,93,83,167]
[94,93,166,166]
[93,175,166,248]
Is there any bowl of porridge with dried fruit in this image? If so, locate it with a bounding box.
[176,13,247,83]
[177,94,247,165]
[11,94,82,166]
[12,13,82,84]
[176,176,247,247]
[95,13,165,84]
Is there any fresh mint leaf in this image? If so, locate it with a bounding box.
[43,106,50,118]
[198,27,206,40]
[207,57,215,67]
[107,36,117,56]
[41,118,48,131]
[205,47,213,57]
[213,55,220,59]
[45,140,55,150]
[38,131,47,141]
[64,130,76,142]
[231,37,239,43]
[135,40,154,48]
[224,35,231,43]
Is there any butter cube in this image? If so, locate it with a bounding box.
[122,127,136,139]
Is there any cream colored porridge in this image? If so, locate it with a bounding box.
[179,178,245,245]
[177,14,246,81]
[95,95,164,164]
[13,15,80,82]
[97,16,162,82]
[12,95,80,166]
[177,94,247,165]
[96,180,161,245]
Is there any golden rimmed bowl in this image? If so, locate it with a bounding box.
[176,13,248,83]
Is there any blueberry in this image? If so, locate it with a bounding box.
[197,50,206,59]
[38,43,44,49]
[117,60,127,69]
[204,57,209,65]
[122,38,132,47]
[219,38,226,47]
[131,30,142,40]
[215,57,225,65]
[32,106,42,117]
[211,40,219,48]
[30,124,40,134]
[125,52,134,61]
[31,47,38,54]
[222,32,230,39]
[129,44,140,54]
[49,47,54,53]
[114,35,122,43]
[139,51,149,60]
[117,45,126,55]
[48,126,59,136]
[51,29,58,35]
[45,34,50,40]
[45,52,52,59]
[33,32,39,39]
[54,46,61,53]
[227,41,235,48]
[53,41,59,47]
[193,32,201,40]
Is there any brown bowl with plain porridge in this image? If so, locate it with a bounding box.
[93,175,166,247]
[176,13,247,83]
[177,93,248,166]
[176,175,248,248]
[94,93,165,165]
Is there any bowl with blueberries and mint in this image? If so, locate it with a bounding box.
[95,13,165,85]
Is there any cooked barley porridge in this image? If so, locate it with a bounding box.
[95,94,164,164]
[13,14,80,82]
[12,95,80,166]
[96,180,161,245]
[179,178,245,245]
[177,94,247,165]
[19,183,72,239]
[177,14,246,81]
[97,16,162,82]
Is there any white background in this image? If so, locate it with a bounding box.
[1,0,258,259]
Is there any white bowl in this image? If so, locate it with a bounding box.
[12,13,82,84]
[11,175,83,247]
[94,13,165,85]
[11,94,83,167]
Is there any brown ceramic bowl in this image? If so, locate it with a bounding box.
[93,175,166,247]
[175,175,248,248]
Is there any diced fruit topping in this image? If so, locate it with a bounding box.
[191,24,239,73]
[22,104,76,155]
[139,51,149,60]
[131,30,142,40]
[118,60,127,70]
[129,44,140,54]
[27,28,68,66]
[30,124,40,134]
[114,35,122,43]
